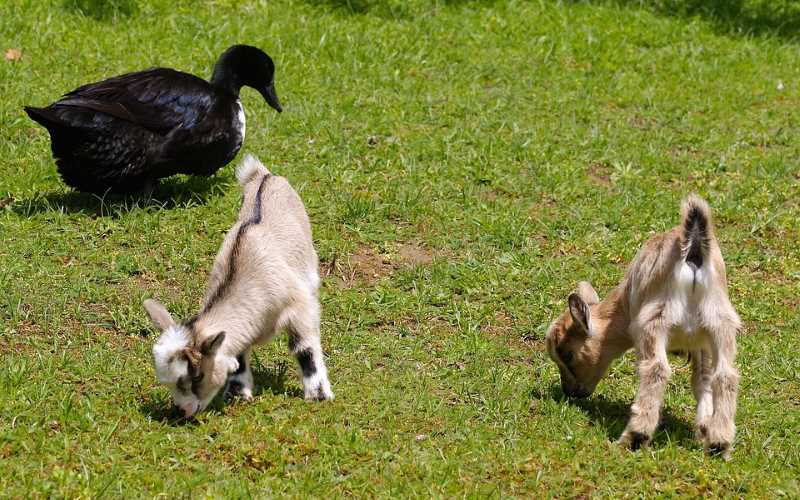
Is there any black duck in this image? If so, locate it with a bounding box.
[25,45,282,194]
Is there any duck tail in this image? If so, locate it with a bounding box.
[24,106,65,130]
[680,194,713,271]
[236,154,270,187]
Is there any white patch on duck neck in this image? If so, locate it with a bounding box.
[236,99,246,140]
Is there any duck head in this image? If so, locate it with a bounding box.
[212,45,282,112]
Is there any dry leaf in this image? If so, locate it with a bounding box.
[5,49,22,61]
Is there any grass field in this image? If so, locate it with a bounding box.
[1,0,799,496]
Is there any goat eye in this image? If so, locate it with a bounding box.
[561,350,574,365]
[191,373,204,383]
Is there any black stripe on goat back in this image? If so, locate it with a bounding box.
[202,174,271,313]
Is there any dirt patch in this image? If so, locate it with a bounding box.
[528,193,557,215]
[322,245,393,287]
[132,272,186,296]
[322,242,437,288]
[587,161,613,188]
[480,189,499,203]
[627,114,655,131]
[481,309,541,353]
[481,310,515,338]
[398,244,433,267]
[0,320,41,354]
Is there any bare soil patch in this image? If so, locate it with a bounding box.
[322,242,437,288]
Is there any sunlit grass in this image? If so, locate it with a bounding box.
[1,0,798,496]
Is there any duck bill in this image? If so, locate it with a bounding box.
[260,84,282,113]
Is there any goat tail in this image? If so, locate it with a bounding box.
[236,154,271,187]
[680,194,713,270]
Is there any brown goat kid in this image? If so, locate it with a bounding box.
[546,195,741,459]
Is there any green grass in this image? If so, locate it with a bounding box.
[1,0,799,496]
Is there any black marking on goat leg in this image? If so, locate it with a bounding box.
[233,353,246,375]
[227,379,244,395]
[317,386,326,401]
[708,442,727,456]
[629,432,649,451]
[296,349,317,377]
[202,174,271,314]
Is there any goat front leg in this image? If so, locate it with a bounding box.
[619,326,671,450]
[699,324,739,459]
[286,301,334,402]
[225,349,254,401]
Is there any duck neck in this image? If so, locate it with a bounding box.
[210,60,243,97]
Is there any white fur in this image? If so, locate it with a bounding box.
[236,154,269,186]
[303,365,335,401]
[669,261,710,338]
[146,155,333,417]
[236,99,246,141]
[152,326,190,384]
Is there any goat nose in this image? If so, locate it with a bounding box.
[179,403,197,418]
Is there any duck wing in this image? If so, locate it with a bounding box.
[56,68,215,134]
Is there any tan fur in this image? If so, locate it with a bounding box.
[546,195,740,458]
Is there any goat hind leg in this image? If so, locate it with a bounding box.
[285,301,334,401]
[701,325,739,459]
[691,348,713,438]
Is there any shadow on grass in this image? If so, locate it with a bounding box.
[573,0,800,42]
[62,0,137,20]
[299,0,499,19]
[138,362,303,425]
[536,384,696,448]
[300,0,410,18]
[252,361,305,399]
[138,395,199,427]
[9,174,229,218]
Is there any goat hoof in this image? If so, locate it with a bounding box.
[225,380,253,401]
[619,431,650,451]
[707,442,732,460]
[304,384,334,402]
[629,432,650,451]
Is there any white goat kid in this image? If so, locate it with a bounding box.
[545,195,740,458]
[145,155,333,418]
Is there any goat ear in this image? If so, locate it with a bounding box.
[577,281,600,305]
[143,299,176,331]
[200,331,226,356]
[568,293,592,336]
